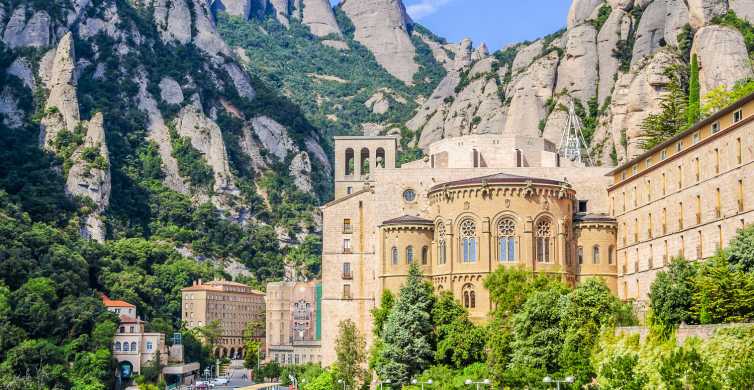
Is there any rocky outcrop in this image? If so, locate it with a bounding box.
[269,0,291,26]
[251,116,297,161]
[215,0,253,19]
[301,0,345,40]
[153,0,192,45]
[414,32,456,70]
[0,89,23,128]
[159,77,184,105]
[224,63,256,100]
[136,74,189,194]
[65,113,111,242]
[289,152,313,193]
[567,0,603,28]
[512,40,544,73]
[7,58,35,91]
[592,49,684,163]
[173,96,239,200]
[41,33,81,151]
[504,52,560,137]
[2,6,51,49]
[454,38,474,70]
[730,0,754,23]
[597,8,631,105]
[688,0,728,29]
[631,0,688,67]
[691,25,754,99]
[341,0,419,84]
[365,89,407,114]
[556,24,598,102]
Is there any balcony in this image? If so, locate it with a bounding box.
[342,271,353,280]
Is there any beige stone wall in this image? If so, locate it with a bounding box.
[334,136,398,199]
[265,280,320,359]
[573,221,619,293]
[610,105,754,302]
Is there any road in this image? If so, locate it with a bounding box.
[215,366,254,390]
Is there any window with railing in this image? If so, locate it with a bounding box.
[342,263,352,280]
[343,219,352,234]
[343,238,351,253]
[342,284,351,300]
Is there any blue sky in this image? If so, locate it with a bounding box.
[330,0,572,51]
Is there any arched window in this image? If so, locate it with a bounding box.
[608,245,615,264]
[123,342,129,352]
[376,147,386,168]
[421,246,429,265]
[391,247,398,265]
[360,148,370,175]
[131,342,137,352]
[535,218,552,263]
[462,284,475,308]
[497,218,516,262]
[406,246,414,264]
[345,148,354,176]
[115,342,121,352]
[437,223,447,264]
[593,245,600,264]
[460,219,477,263]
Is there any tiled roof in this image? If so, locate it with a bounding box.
[429,172,563,192]
[101,294,135,308]
[382,215,434,226]
[119,314,144,324]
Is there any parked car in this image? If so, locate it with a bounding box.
[196,380,215,389]
[213,378,229,385]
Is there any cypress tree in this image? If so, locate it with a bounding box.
[376,264,435,384]
[688,54,701,126]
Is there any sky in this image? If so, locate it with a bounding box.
[330,0,573,51]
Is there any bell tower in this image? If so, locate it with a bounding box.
[333,136,398,199]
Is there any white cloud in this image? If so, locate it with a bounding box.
[406,0,454,19]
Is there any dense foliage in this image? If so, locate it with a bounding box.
[639,65,689,150]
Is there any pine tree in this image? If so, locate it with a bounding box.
[377,265,435,384]
[687,54,701,126]
[640,65,689,150]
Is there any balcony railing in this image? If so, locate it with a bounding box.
[343,247,352,254]
[342,271,353,280]
[343,226,353,234]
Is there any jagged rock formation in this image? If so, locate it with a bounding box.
[341,0,419,84]
[691,25,754,99]
[40,32,80,151]
[65,113,111,242]
[2,6,52,49]
[407,0,754,166]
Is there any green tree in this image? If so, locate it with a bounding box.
[640,65,689,150]
[658,344,719,389]
[687,54,700,126]
[597,353,647,390]
[701,79,754,116]
[334,319,367,389]
[649,258,697,335]
[727,224,754,272]
[195,320,222,354]
[377,265,435,384]
[243,320,264,370]
[432,291,486,368]
[302,369,335,390]
[10,277,57,338]
[371,290,395,338]
[691,254,754,324]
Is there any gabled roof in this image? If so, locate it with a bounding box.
[429,172,563,192]
[382,215,434,226]
[101,294,135,308]
[118,314,144,324]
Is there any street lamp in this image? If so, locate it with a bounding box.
[379,379,391,390]
[543,376,574,390]
[464,378,490,390]
[337,379,348,390]
[411,378,433,390]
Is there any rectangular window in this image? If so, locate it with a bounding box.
[342,284,351,300]
[463,238,477,263]
[346,186,352,195]
[343,219,352,233]
[661,149,668,160]
[737,138,742,164]
[592,246,600,265]
[711,121,720,134]
[676,140,683,152]
[647,180,652,202]
[696,195,702,224]
[632,165,638,175]
[633,186,638,207]
[693,131,701,144]
[146,341,153,351]
[677,166,683,189]
[715,188,721,218]
[662,172,667,195]
[663,240,669,265]
[577,246,584,265]
[679,202,684,230]
[714,148,720,174]
[499,238,516,262]
[648,244,654,269]
[648,213,653,239]
[739,180,745,212]
[343,238,351,253]
[695,157,700,182]
[646,157,653,168]
[718,225,724,250]
[733,109,743,123]
[342,262,352,279]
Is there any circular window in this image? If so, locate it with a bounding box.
[403,189,416,202]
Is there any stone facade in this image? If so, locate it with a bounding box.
[320,133,616,365]
[181,279,266,359]
[265,280,323,365]
[608,94,754,306]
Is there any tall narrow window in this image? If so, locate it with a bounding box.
[647,179,652,202]
[737,138,742,165]
[662,208,667,235]
[679,202,684,230]
[406,246,414,264]
[678,166,683,189]
[634,218,639,242]
[648,213,653,238]
[714,148,720,174]
[343,219,352,233]
[663,240,669,265]
[608,246,614,264]
[462,284,475,308]
[698,230,703,259]
[460,219,477,263]
[535,219,552,263]
[739,180,745,212]
[577,246,584,265]
[592,245,600,265]
[662,172,667,195]
[680,235,685,257]
[391,246,398,265]
[497,218,516,262]
[715,188,721,218]
[437,223,447,264]
[343,239,352,253]
[696,195,702,224]
[695,157,700,182]
[733,109,743,123]
[342,262,352,279]
[718,225,723,250]
[421,246,429,265]
[345,148,354,176]
[633,186,638,207]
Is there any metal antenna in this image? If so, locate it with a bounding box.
[557,100,593,166]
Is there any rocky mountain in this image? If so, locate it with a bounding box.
[407,0,754,165]
[0,0,330,261]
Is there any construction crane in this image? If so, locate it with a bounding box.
[557,100,594,166]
